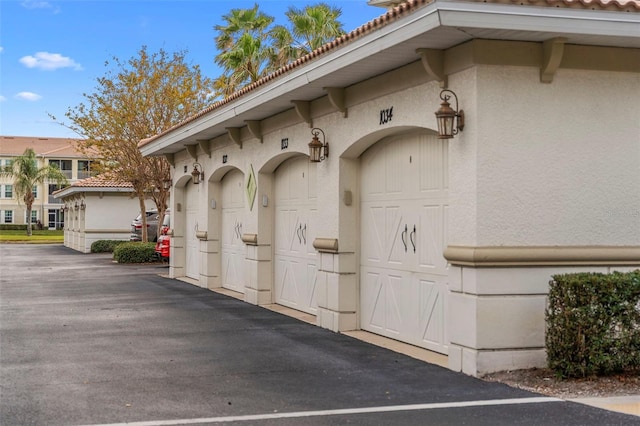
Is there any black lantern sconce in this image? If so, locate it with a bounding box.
[80,200,86,210]
[308,128,329,163]
[434,89,464,139]
[162,177,172,190]
[191,162,204,184]
[74,201,79,210]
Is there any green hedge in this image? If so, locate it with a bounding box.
[113,242,157,263]
[91,240,128,253]
[546,270,640,378]
[0,224,28,231]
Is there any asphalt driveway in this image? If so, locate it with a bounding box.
[1,244,638,425]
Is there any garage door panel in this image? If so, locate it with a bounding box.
[418,135,445,192]
[416,205,444,271]
[418,277,447,352]
[305,263,318,314]
[274,156,317,315]
[221,170,246,293]
[362,204,405,266]
[185,186,200,280]
[361,132,449,355]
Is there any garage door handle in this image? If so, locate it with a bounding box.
[410,225,416,253]
[302,224,307,245]
[401,224,408,253]
[297,224,302,244]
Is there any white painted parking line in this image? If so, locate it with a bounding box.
[80,397,563,426]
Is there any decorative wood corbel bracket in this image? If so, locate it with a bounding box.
[324,87,347,118]
[245,120,263,143]
[185,144,198,160]
[540,37,567,84]
[197,139,211,158]
[416,48,447,88]
[226,127,242,149]
[164,153,175,167]
[291,100,312,127]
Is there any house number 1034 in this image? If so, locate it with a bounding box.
[380,107,393,125]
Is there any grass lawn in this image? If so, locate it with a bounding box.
[0,229,64,244]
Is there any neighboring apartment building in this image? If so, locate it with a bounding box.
[0,136,95,229]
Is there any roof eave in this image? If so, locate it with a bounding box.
[140,0,640,157]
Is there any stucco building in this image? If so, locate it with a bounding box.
[0,136,96,229]
[139,0,640,376]
[53,174,152,253]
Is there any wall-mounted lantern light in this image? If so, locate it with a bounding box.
[191,162,204,184]
[434,89,464,139]
[162,178,172,190]
[308,128,328,163]
[74,201,79,210]
[80,200,86,210]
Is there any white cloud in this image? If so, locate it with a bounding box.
[0,47,4,53]
[19,52,83,71]
[21,1,53,10]
[15,92,42,101]
[0,95,6,102]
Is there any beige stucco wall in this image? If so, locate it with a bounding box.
[62,192,150,253]
[474,66,640,246]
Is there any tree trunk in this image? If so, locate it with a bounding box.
[25,201,33,236]
[138,195,148,243]
[24,193,34,236]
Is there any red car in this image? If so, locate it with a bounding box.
[154,219,170,261]
[155,235,170,261]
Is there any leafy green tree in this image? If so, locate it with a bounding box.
[1,148,68,236]
[60,46,215,241]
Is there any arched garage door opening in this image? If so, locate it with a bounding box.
[274,156,318,315]
[185,183,200,280]
[221,169,247,294]
[360,131,449,354]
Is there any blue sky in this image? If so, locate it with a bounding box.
[0,0,385,138]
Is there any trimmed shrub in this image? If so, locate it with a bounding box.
[546,270,640,378]
[113,242,157,263]
[0,224,28,231]
[91,240,127,253]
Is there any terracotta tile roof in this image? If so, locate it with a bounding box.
[139,0,639,149]
[52,173,134,198]
[67,174,133,189]
[0,136,93,158]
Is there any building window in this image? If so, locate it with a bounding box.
[32,186,38,199]
[26,210,37,223]
[2,184,12,198]
[2,159,13,171]
[77,160,93,179]
[4,210,13,224]
[49,159,73,179]
[48,184,63,204]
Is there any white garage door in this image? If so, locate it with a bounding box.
[274,156,318,315]
[360,132,449,354]
[221,169,246,294]
[185,184,200,280]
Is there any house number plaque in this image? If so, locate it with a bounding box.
[379,107,393,125]
[281,138,289,150]
[222,154,228,164]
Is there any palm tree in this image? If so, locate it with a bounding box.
[212,3,346,99]
[1,148,68,236]
[272,3,345,66]
[213,4,274,96]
